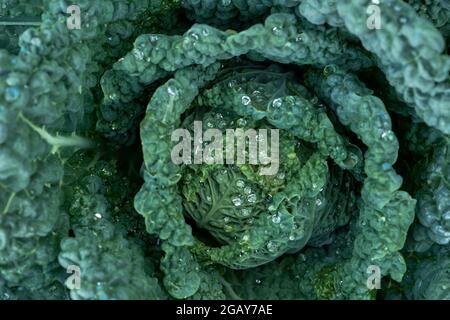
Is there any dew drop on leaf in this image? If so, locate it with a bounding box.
[241,95,251,106]
[272,214,281,224]
[232,196,242,206]
[267,240,277,253]
[247,193,257,203]
[272,98,282,108]
[240,208,251,217]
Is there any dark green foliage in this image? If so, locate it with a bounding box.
[0,0,449,301]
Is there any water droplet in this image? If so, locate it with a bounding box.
[247,193,257,203]
[241,95,251,106]
[267,240,278,253]
[30,37,41,46]
[133,48,144,60]
[272,98,282,108]
[149,35,159,42]
[242,234,249,242]
[94,213,102,219]
[399,16,407,24]
[236,118,247,126]
[232,196,242,206]
[190,32,199,41]
[315,199,322,206]
[272,214,281,224]
[255,279,262,284]
[241,208,250,218]
[243,186,252,194]
[271,26,283,35]
[289,235,295,241]
[380,130,395,141]
[133,49,144,60]
[167,86,178,96]
[236,180,245,188]
[206,195,212,202]
[224,217,230,223]
[202,29,209,36]
[228,80,237,88]
[108,93,118,100]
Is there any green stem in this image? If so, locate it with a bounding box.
[0,17,41,26]
[19,113,95,153]
[3,192,16,214]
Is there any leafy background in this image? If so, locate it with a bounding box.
[0,0,448,300]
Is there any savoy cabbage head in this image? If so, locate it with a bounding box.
[0,0,449,300]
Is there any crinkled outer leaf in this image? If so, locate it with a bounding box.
[406,246,450,300]
[222,230,355,299]
[336,0,450,135]
[101,12,372,112]
[304,67,416,299]
[0,0,157,298]
[296,0,343,27]
[59,162,165,300]
[406,0,450,36]
[181,0,301,27]
[134,63,221,298]
[2,0,448,302]
[95,0,183,146]
[135,62,357,295]
[384,244,450,300]
[198,66,363,172]
[296,0,450,135]
[405,127,450,252]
